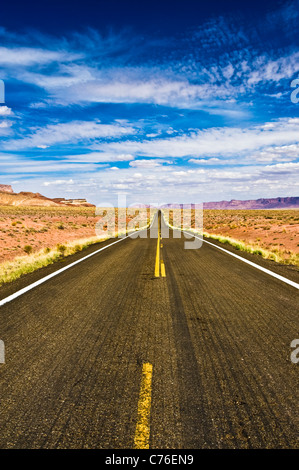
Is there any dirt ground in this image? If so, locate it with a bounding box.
[203,209,299,255]
[0,206,298,264]
[0,206,149,263]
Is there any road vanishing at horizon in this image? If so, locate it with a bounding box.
[0,211,298,449]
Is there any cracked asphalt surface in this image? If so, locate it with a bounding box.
[0,212,298,449]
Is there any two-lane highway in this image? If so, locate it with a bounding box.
[0,212,298,448]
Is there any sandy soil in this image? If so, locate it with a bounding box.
[203,209,299,255]
[0,206,298,264]
[0,206,147,263]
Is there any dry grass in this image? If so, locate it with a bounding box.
[163,208,299,267]
[0,236,103,286]
[202,232,299,266]
[0,206,154,286]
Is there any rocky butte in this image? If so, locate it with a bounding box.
[0,185,95,207]
[0,184,13,194]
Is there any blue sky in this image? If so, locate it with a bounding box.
[0,0,299,205]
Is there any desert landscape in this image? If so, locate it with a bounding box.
[0,205,153,262]
[203,209,299,264]
[0,188,153,285]
[0,185,152,262]
[1,1,298,451]
[165,207,299,266]
[0,205,99,263]
[0,185,298,286]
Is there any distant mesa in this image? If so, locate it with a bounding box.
[202,197,299,210]
[161,203,202,209]
[0,185,298,209]
[52,198,95,207]
[0,185,95,207]
[0,184,14,194]
[162,197,299,210]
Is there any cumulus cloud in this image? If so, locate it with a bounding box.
[43,179,75,186]
[0,106,13,116]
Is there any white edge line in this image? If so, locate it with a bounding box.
[0,212,158,308]
[161,212,299,290]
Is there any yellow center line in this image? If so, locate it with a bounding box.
[154,213,167,277]
[154,233,160,277]
[134,363,153,449]
[160,261,166,277]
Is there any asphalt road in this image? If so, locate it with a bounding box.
[0,211,298,449]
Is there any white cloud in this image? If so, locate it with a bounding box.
[98,118,299,159]
[9,156,299,204]
[129,159,171,168]
[4,121,136,150]
[64,152,135,162]
[21,64,94,89]
[0,24,298,113]
[247,51,299,86]
[50,75,236,108]
[0,47,81,66]
[0,106,13,116]
[249,144,299,163]
[189,158,221,164]
[0,121,12,128]
[1,20,299,203]
[263,161,299,174]
[43,179,75,186]
[0,160,104,173]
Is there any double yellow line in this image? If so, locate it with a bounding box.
[134,216,168,449]
[154,213,166,278]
